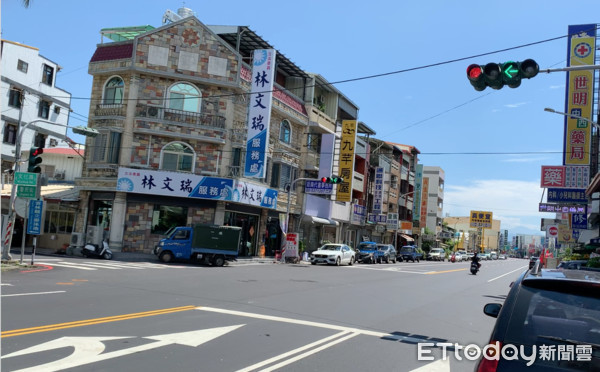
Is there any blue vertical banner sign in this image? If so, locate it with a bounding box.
[244,49,276,178]
[27,200,44,235]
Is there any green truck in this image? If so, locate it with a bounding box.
[156,225,241,266]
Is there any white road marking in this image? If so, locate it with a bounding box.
[409,359,451,372]
[256,332,359,372]
[236,331,354,372]
[34,262,96,270]
[487,266,527,282]
[197,307,426,342]
[1,283,14,286]
[2,326,244,372]
[2,291,66,297]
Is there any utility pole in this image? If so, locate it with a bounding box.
[2,92,26,260]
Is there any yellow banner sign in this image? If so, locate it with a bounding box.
[336,120,356,202]
[564,34,595,165]
[470,210,493,229]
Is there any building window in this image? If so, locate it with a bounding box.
[42,64,54,85]
[151,205,188,235]
[17,59,28,73]
[270,162,297,190]
[161,142,194,172]
[92,131,121,164]
[307,132,321,152]
[44,210,75,234]
[8,87,22,108]
[230,147,242,177]
[3,123,17,145]
[168,83,201,112]
[38,100,50,119]
[103,76,124,105]
[279,120,291,143]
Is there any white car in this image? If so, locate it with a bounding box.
[428,248,446,261]
[310,244,355,266]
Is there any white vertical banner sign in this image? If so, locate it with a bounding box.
[244,49,276,178]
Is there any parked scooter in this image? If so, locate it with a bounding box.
[82,238,113,260]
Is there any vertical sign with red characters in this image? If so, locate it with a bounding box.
[563,24,596,167]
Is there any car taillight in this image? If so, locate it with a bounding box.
[476,341,501,372]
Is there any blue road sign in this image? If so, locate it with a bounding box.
[27,200,44,235]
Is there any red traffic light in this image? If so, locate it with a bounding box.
[31,147,44,157]
[467,64,483,79]
[321,177,328,183]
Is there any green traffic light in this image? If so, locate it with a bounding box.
[502,61,521,88]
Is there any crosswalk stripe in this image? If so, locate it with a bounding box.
[36,262,97,270]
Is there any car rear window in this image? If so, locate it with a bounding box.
[502,285,600,348]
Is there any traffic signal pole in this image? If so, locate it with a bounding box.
[2,92,26,260]
[1,118,99,260]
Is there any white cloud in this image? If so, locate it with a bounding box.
[443,179,544,235]
[504,102,528,108]
[549,85,565,90]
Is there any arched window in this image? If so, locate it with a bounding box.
[103,77,124,105]
[279,120,291,143]
[169,83,201,112]
[161,142,194,172]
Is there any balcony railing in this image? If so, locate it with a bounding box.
[94,104,126,117]
[136,104,225,129]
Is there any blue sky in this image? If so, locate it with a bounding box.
[2,1,599,236]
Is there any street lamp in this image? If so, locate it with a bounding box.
[1,120,99,260]
[544,107,599,126]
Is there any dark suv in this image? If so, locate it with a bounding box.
[476,268,600,371]
[398,245,421,262]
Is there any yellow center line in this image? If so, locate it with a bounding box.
[1,305,196,338]
[56,282,74,285]
[425,268,467,274]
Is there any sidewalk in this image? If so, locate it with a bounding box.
[7,246,305,266]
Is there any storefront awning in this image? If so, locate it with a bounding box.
[400,233,414,242]
[303,215,339,226]
[577,228,600,245]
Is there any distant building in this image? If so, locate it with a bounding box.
[1,40,73,182]
[423,166,445,235]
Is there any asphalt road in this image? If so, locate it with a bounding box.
[1,256,529,371]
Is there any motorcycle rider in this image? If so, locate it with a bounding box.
[471,252,481,268]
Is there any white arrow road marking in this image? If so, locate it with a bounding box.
[2,325,244,372]
[409,359,450,372]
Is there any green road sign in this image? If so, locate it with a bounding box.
[14,172,38,186]
[17,185,37,199]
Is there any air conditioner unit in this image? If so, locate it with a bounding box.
[55,171,65,180]
[353,199,359,204]
[70,232,85,248]
[86,225,104,246]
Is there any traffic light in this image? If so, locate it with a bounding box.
[321,176,344,184]
[28,147,43,173]
[466,59,539,91]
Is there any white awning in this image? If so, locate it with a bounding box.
[303,215,339,226]
[400,233,414,242]
[577,228,599,244]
